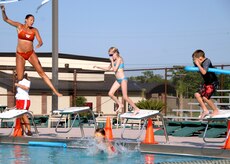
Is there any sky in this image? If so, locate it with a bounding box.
[0,0,230,70]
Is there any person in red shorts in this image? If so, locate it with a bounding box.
[192,49,219,119]
[15,73,32,136]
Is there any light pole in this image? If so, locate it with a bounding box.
[52,0,59,111]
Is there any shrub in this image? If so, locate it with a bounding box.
[135,99,165,112]
[75,96,87,106]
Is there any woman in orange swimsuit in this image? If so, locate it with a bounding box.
[1,5,62,97]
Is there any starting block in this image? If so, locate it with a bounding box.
[203,110,230,143]
[54,107,97,138]
[120,109,169,142]
[0,108,39,136]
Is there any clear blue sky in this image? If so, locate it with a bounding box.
[0,0,229,69]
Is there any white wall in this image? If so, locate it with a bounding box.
[0,87,8,106]
[30,95,42,114]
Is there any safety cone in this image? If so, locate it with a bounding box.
[104,117,113,140]
[223,120,230,149]
[142,118,158,144]
[13,118,23,137]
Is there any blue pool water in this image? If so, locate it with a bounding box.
[0,144,224,164]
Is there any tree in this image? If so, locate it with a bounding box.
[129,71,164,83]
[171,67,201,99]
[170,67,201,109]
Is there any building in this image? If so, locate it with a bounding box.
[0,52,176,115]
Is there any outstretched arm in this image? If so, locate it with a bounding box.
[1,5,21,27]
[94,64,112,71]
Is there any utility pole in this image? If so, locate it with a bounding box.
[164,68,168,116]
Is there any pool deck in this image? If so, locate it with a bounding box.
[0,127,229,159]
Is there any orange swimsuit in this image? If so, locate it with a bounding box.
[17,28,35,60]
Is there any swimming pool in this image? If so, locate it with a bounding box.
[0,143,226,164]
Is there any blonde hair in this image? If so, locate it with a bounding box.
[108,47,120,57]
[192,49,205,58]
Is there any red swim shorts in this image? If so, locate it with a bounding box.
[198,84,215,100]
[16,99,31,110]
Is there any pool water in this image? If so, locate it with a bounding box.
[0,144,223,164]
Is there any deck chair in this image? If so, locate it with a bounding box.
[155,121,182,136]
[0,108,39,136]
[172,121,205,137]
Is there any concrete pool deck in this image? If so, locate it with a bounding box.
[0,127,229,159]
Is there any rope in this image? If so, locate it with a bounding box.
[92,98,113,111]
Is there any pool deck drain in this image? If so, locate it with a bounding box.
[0,127,229,159]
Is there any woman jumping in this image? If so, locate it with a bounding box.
[1,5,62,97]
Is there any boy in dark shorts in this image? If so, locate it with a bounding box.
[192,49,219,119]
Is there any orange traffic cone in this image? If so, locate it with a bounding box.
[223,120,230,149]
[104,117,113,140]
[13,118,23,137]
[142,118,158,144]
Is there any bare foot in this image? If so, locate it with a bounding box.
[132,109,140,116]
[198,110,209,119]
[57,93,63,97]
[115,104,124,114]
[210,110,219,117]
[53,92,63,97]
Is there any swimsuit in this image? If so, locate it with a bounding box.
[18,28,35,42]
[114,63,124,71]
[17,28,35,60]
[114,63,127,84]
[116,77,128,84]
[17,50,34,60]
